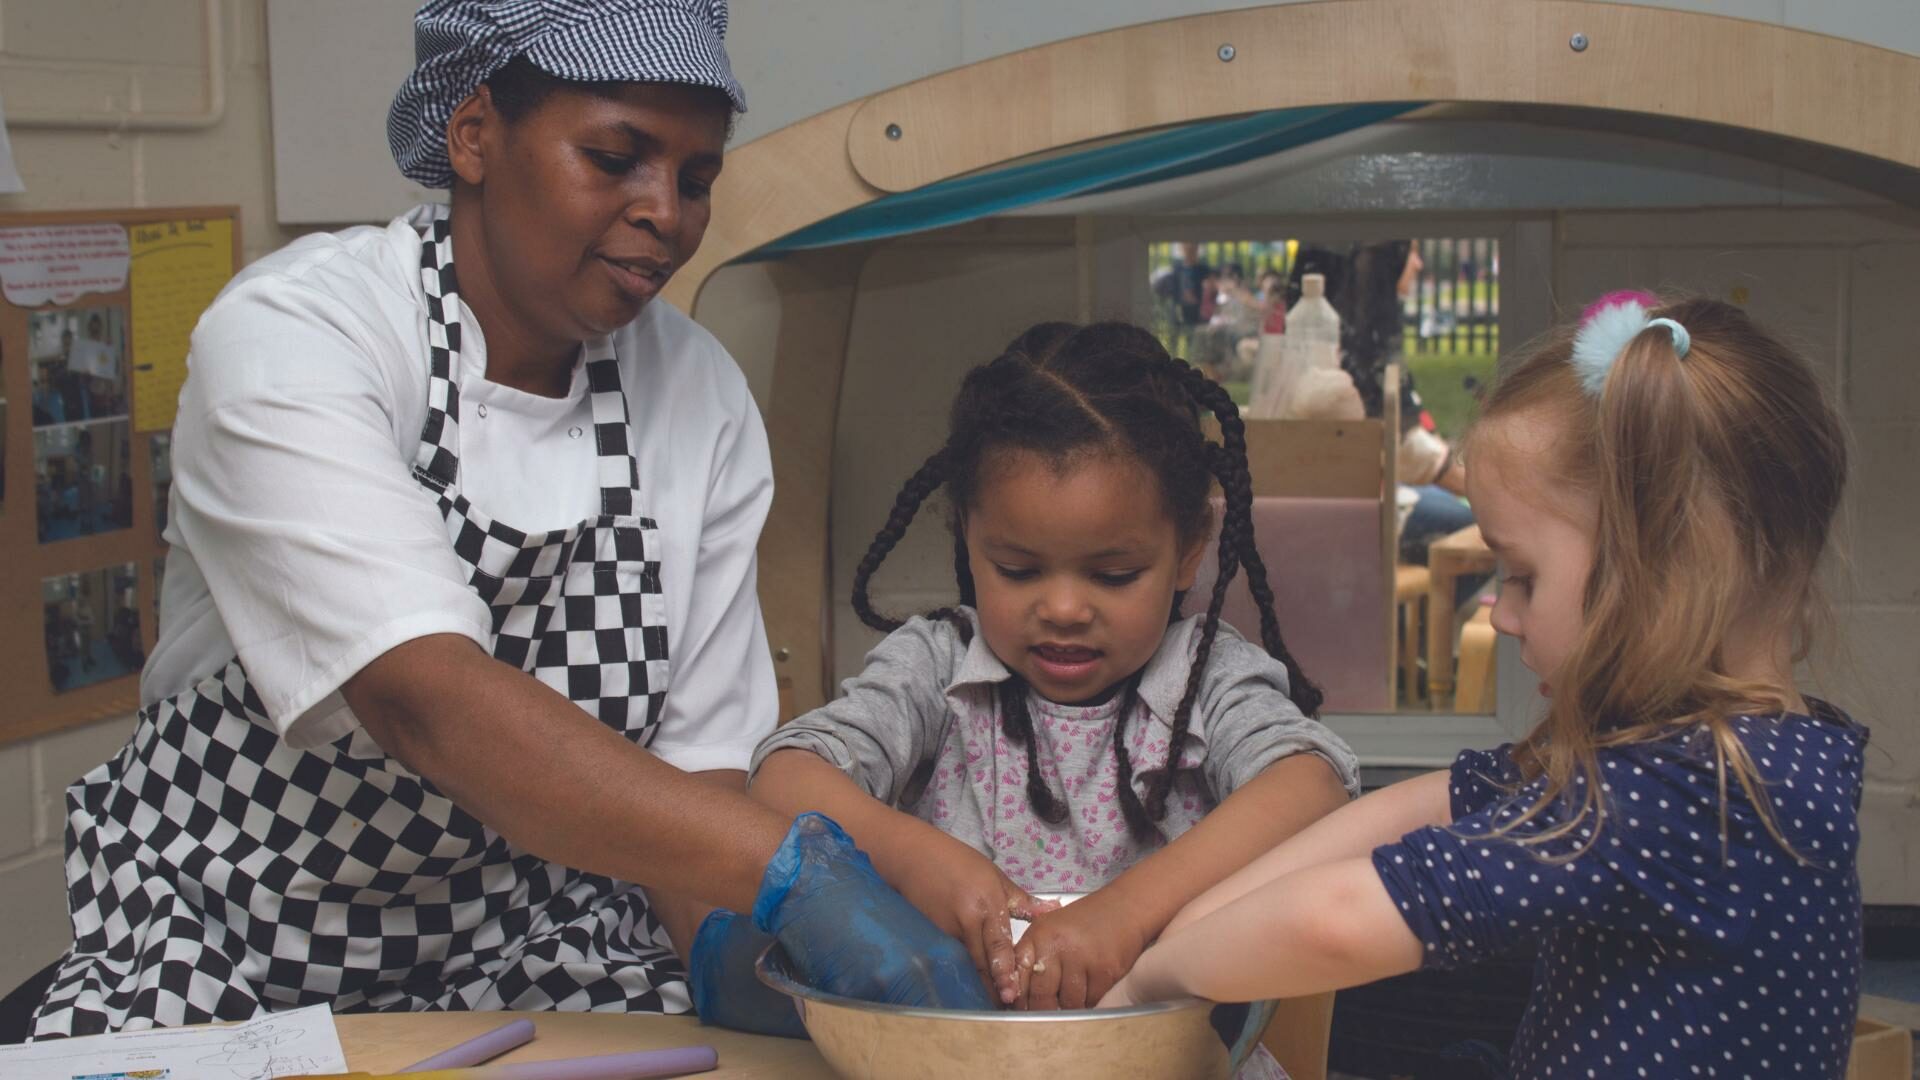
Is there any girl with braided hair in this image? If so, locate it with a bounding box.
[750,321,1359,1019]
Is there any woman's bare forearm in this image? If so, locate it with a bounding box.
[750,748,955,883]
[344,634,789,913]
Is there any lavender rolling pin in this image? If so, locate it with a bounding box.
[420,1046,721,1079]
[403,1018,538,1071]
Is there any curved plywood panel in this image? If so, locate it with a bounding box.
[843,1,1920,195]
[664,0,1920,714]
[665,0,1920,313]
[668,100,878,314]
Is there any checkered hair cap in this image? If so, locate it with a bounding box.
[388,0,744,188]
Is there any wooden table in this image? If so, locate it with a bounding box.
[1425,524,1496,707]
[338,1011,835,1078]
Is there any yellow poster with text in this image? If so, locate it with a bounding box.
[130,217,233,432]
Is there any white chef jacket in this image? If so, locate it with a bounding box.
[143,207,777,772]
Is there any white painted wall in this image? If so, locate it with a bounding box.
[0,0,299,262]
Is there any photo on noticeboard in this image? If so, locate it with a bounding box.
[43,562,143,694]
[0,335,7,516]
[152,433,172,542]
[35,419,134,543]
[30,305,129,429]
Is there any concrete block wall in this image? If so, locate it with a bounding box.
[0,0,299,262]
[1558,207,1920,905]
[0,716,135,989]
[0,0,291,993]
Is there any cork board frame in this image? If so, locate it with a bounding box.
[0,206,240,746]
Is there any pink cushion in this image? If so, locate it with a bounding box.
[1190,497,1388,713]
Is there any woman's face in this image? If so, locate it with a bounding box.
[453,81,729,342]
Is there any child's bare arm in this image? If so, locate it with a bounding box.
[1104,856,1423,1006]
[1103,753,1348,941]
[1161,769,1451,937]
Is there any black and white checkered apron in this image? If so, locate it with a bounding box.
[30,213,680,1037]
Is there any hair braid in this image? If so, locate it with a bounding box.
[951,523,976,608]
[851,448,949,633]
[999,679,1068,825]
[1179,361,1325,717]
[923,525,978,642]
[1109,673,1162,843]
[1147,514,1239,818]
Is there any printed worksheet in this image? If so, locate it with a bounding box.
[0,1004,347,1080]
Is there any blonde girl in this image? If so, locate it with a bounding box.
[1103,293,1865,1079]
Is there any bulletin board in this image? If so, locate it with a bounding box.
[0,206,239,746]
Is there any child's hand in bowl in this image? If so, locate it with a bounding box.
[895,831,1057,1004]
[1013,888,1150,1010]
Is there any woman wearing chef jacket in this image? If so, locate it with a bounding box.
[14,0,984,1040]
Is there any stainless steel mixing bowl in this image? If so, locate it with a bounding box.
[755,942,1278,1079]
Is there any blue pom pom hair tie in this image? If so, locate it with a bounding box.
[1646,317,1691,359]
[1570,290,1690,395]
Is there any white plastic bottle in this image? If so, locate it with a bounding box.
[1249,273,1344,418]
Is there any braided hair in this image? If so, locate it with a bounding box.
[851,322,1322,844]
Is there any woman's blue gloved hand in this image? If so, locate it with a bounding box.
[687,908,808,1038]
[754,813,993,1010]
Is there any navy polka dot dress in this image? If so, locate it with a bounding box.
[1373,704,1867,1078]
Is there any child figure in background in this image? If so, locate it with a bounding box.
[751,323,1359,1028]
[1103,294,1866,1079]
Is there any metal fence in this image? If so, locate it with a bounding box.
[1147,237,1500,357]
[1404,237,1500,357]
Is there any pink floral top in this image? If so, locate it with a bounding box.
[751,608,1359,894]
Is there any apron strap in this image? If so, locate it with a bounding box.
[411,213,645,515]
[414,213,462,493]
[582,340,639,518]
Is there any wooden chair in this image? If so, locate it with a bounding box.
[1454,602,1499,713]
[1263,991,1338,1080]
[1205,366,1404,710]
[1424,524,1498,708]
[1394,563,1432,707]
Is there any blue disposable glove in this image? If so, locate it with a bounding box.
[687,908,808,1038]
[754,813,993,1010]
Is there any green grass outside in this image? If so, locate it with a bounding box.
[1406,347,1497,443]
